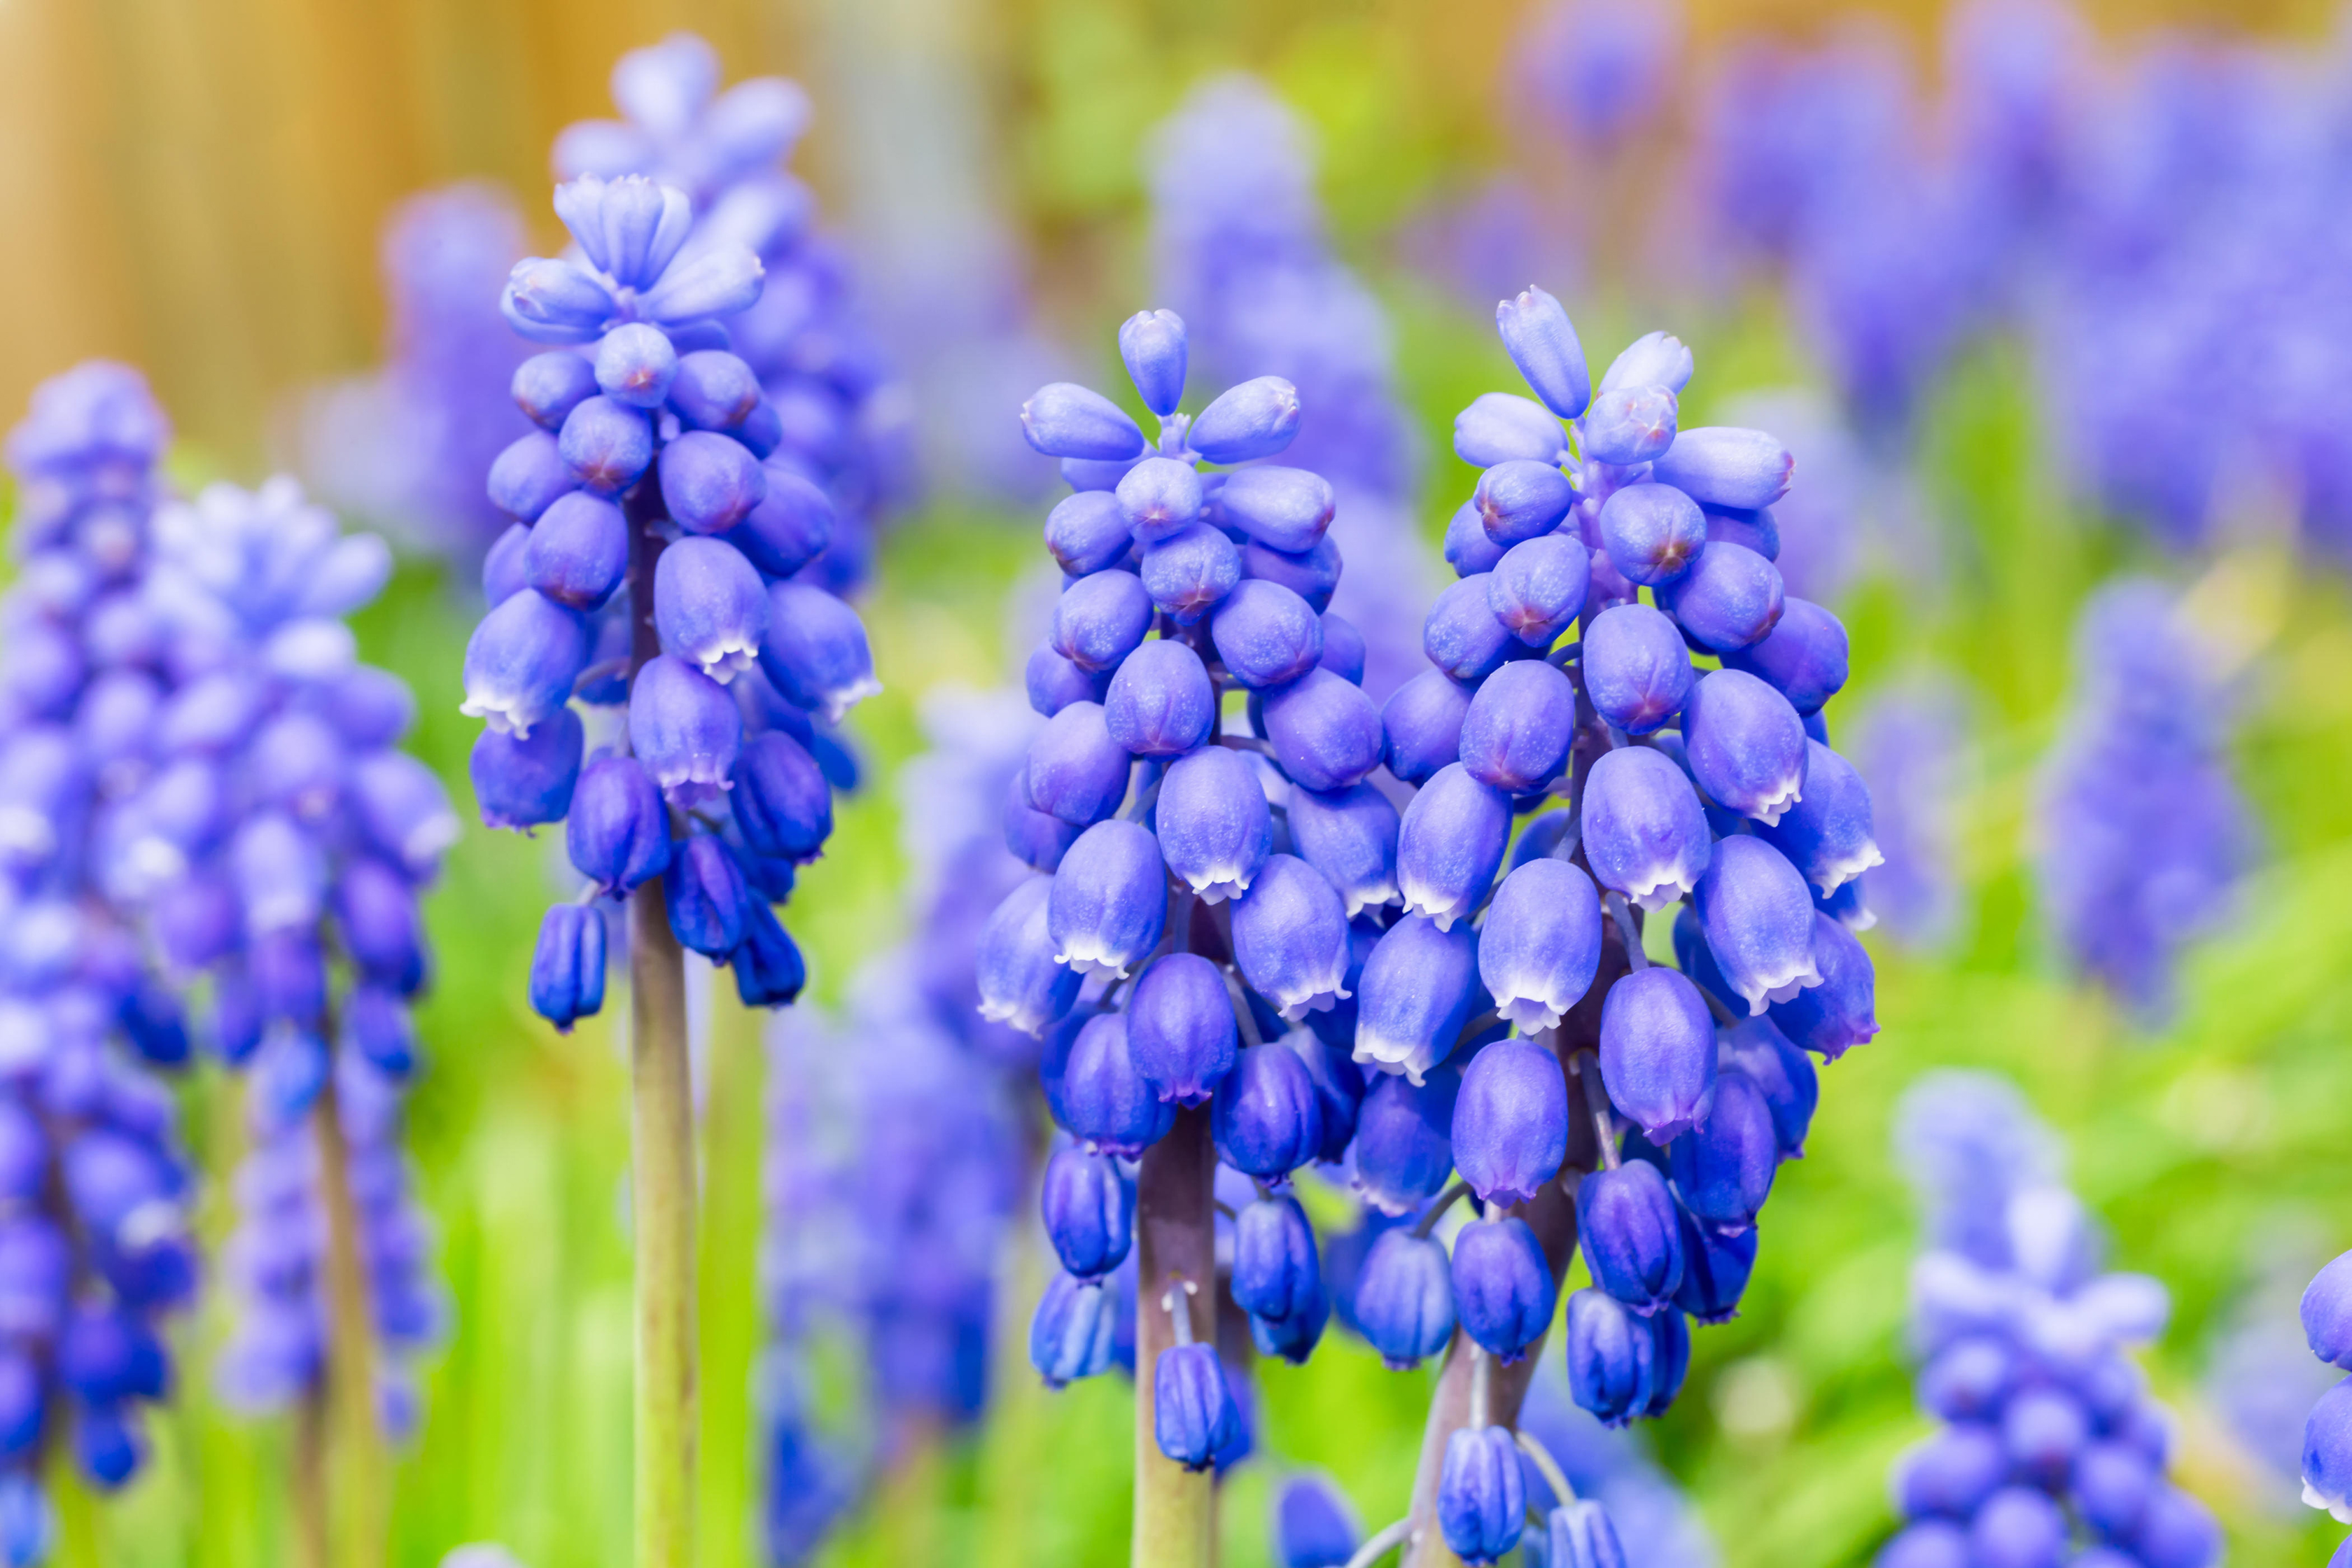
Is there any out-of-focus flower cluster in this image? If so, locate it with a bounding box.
[1879,1071,2219,1568]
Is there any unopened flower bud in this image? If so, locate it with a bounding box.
[1188,377,1300,464]
[1451,1216,1556,1363]
[1438,1424,1527,1565]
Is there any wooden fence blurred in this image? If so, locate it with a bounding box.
[0,0,2318,467]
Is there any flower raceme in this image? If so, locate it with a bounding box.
[988,290,1878,1463]
[463,158,881,1027]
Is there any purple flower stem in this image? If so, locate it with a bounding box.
[626,470,699,1568]
[1134,1103,1217,1568]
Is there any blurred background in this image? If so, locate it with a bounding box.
[6,0,2352,1564]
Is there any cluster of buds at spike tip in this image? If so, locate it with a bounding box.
[1878,1071,2218,1568]
[994,290,1878,1471]
[463,160,883,1028]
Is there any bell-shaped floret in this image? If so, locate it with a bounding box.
[1382,670,1474,786]
[1599,482,1707,588]
[654,536,767,681]
[1103,639,1215,757]
[1693,835,1821,1015]
[1153,1343,1241,1472]
[1210,580,1322,690]
[1189,377,1300,464]
[1581,384,1678,466]
[1352,913,1481,1085]
[1459,659,1577,792]
[1455,392,1565,468]
[1155,744,1271,902]
[1450,1216,1556,1363]
[470,707,585,831]
[1683,668,1809,826]
[529,904,606,1031]
[1396,764,1512,930]
[1021,382,1146,461]
[1041,1146,1134,1281]
[1581,603,1692,736]
[1233,1194,1321,1324]
[1140,526,1240,626]
[1048,820,1166,979]
[1052,570,1156,675]
[1648,428,1792,510]
[461,589,592,737]
[1025,701,1131,827]
[1219,468,1335,555]
[1581,745,1710,911]
[1452,1037,1568,1207]
[1438,1424,1527,1566]
[1285,783,1399,918]
[1127,953,1238,1105]
[1578,1161,1684,1314]
[1212,1042,1324,1182]
[1231,855,1352,1019]
[1767,911,1877,1060]
[1029,1272,1117,1387]
[1350,1065,1461,1215]
[1598,966,1717,1144]
[1353,1229,1455,1369]
[1488,535,1588,648]
[1118,309,1187,417]
[1474,460,1575,547]
[1564,1288,1654,1427]
[1672,1206,1757,1323]
[629,654,741,808]
[1758,741,1880,897]
[1667,1067,1777,1233]
[760,582,878,723]
[1422,575,1518,682]
[1497,285,1590,419]
[1478,859,1601,1032]
[1058,1011,1174,1157]
[1116,456,1205,546]
[1658,540,1784,653]
[975,874,1082,1035]
[1723,596,1848,715]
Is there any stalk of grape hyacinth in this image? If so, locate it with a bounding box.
[1878,1071,2218,1568]
[127,473,451,1568]
[992,291,1876,1568]
[0,363,202,1560]
[463,71,881,1558]
[2032,580,2248,1023]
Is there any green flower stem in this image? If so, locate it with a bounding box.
[314,1063,387,1568]
[629,474,699,1568]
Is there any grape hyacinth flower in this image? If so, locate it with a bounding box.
[129,472,453,1546]
[2033,580,2249,1022]
[554,31,914,591]
[466,64,886,1559]
[1000,293,1877,1565]
[0,363,202,1537]
[1880,1071,2217,1568]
